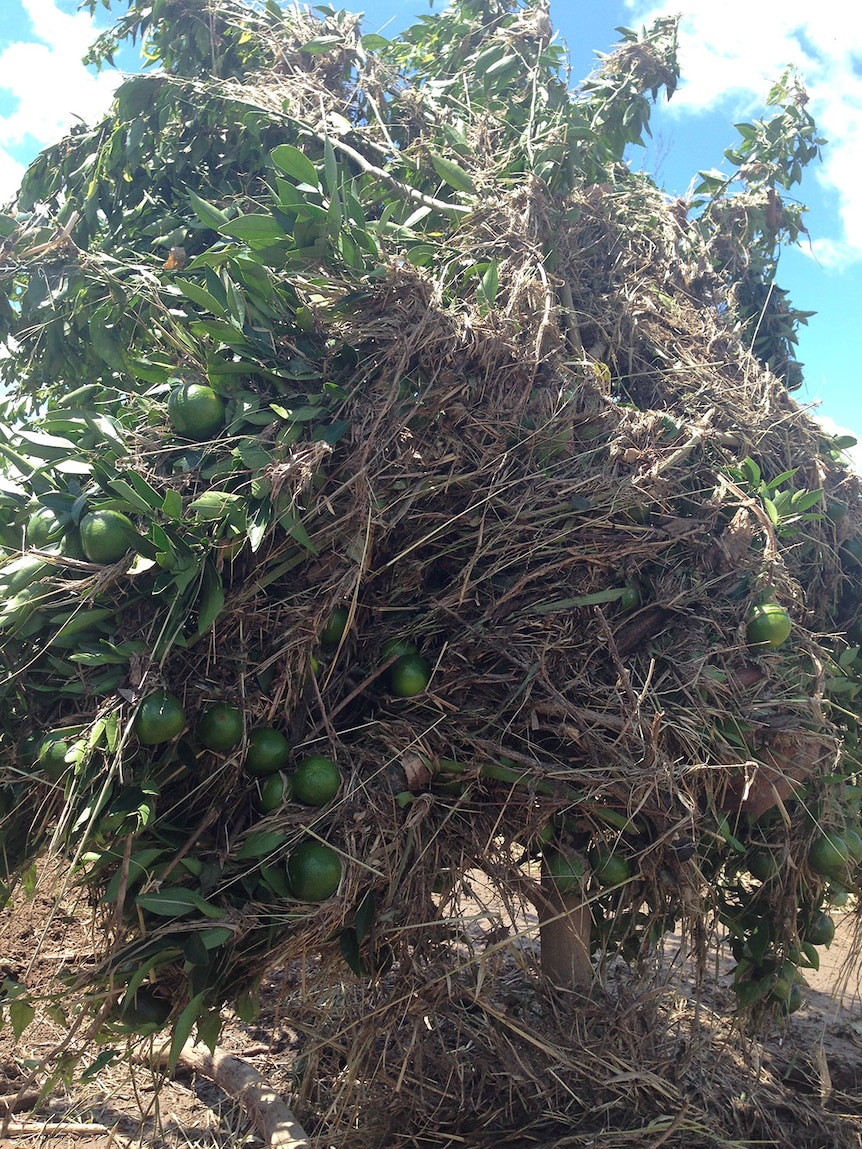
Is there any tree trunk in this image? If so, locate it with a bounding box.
[538,865,593,991]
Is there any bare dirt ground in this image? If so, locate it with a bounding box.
[2,872,861,1148]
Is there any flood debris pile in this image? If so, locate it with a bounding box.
[1,2,860,1145]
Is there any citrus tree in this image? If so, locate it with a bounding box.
[1,0,861,1100]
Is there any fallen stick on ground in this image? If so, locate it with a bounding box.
[143,1043,311,1148]
[0,1092,41,1117]
[0,1122,113,1135]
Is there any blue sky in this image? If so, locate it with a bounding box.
[1,1,860,465]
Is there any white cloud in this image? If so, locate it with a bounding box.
[0,151,26,207]
[625,1,862,268]
[0,0,120,204]
[812,413,862,474]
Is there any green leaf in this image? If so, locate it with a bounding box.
[715,812,746,853]
[10,997,36,1040]
[429,153,475,193]
[355,890,376,944]
[235,829,286,860]
[790,488,823,513]
[224,277,246,327]
[734,976,771,1008]
[87,316,127,373]
[189,491,245,520]
[199,927,234,950]
[473,43,507,77]
[107,479,157,515]
[235,987,261,1023]
[136,888,225,919]
[271,144,320,188]
[740,457,761,487]
[196,559,224,635]
[101,849,165,904]
[258,861,291,897]
[183,932,211,966]
[276,507,318,554]
[768,469,797,488]
[762,497,780,527]
[799,941,820,971]
[521,588,626,615]
[323,137,338,197]
[162,490,183,521]
[340,927,364,976]
[299,34,343,54]
[477,260,498,311]
[196,1007,221,1052]
[174,278,228,318]
[168,993,207,1073]
[79,1048,121,1083]
[11,428,78,459]
[189,320,251,348]
[361,33,389,50]
[187,188,230,229]
[220,214,291,246]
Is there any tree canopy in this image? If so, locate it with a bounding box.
[1,3,861,1145]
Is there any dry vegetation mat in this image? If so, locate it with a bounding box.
[2,2,862,1145]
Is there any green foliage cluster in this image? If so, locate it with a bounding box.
[693,67,824,389]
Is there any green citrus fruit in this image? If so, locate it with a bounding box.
[804,912,835,947]
[827,886,850,907]
[287,840,342,901]
[381,637,418,659]
[59,528,86,561]
[826,500,848,524]
[589,847,632,887]
[27,506,65,550]
[389,654,431,697]
[197,703,244,752]
[787,982,804,1013]
[320,606,349,646]
[18,733,40,767]
[118,986,171,1030]
[534,822,556,850]
[80,509,137,564]
[843,826,862,862]
[808,832,850,878]
[134,690,186,745]
[291,755,341,806]
[277,421,303,446]
[545,849,585,894]
[101,791,157,835]
[167,381,226,441]
[746,603,792,649]
[771,976,803,1013]
[620,580,640,612]
[35,731,74,780]
[432,868,454,895]
[257,772,290,813]
[294,305,315,332]
[245,727,290,776]
[748,849,780,883]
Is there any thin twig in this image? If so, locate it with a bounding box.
[325,135,473,218]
